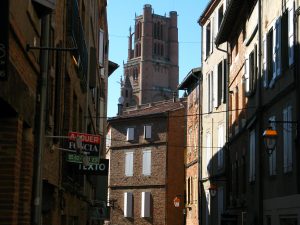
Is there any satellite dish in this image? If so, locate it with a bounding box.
[118,96,124,104]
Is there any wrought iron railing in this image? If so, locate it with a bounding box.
[67,0,88,90]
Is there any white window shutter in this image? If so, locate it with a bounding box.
[214,10,219,39]
[245,58,250,92]
[127,127,134,141]
[144,125,152,139]
[288,3,294,65]
[206,133,212,174]
[98,29,104,67]
[210,19,213,53]
[210,72,213,112]
[125,152,133,176]
[272,23,277,80]
[213,66,218,108]
[141,192,151,217]
[205,190,210,225]
[124,192,133,217]
[263,35,268,87]
[203,26,206,59]
[142,149,151,175]
[218,125,224,168]
[275,18,281,77]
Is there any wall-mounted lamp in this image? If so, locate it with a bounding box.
[262,127,278,155]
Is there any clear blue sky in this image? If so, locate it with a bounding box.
[107,0,208,117]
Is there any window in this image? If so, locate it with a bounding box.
[98,29,104,67]
[141,192,151,218]
[288,3,294,65]
[125,152,133,176]
[206,132,212,175]
[208,71,213,113]
[218,124,224,169]
[124,192,133,217]
[186,177,193,204]
[283,105,293,173]
[106,128,111,149]
[144,125,152,139]
[205,22,212,58]
[269,116,277,176]
[142,149,151,176]
[245,45,257,94]
[126,127,134,141]
[249,129,256,182]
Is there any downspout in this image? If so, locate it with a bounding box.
[294,3,300,193]
[33,14,50,225]
[215,42,230,211]
[257,0,263,224]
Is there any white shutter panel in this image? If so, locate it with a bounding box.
[218,125,224,168]
[272,22,277,80]
[210,20,213,53]
[275,18,281,77]
[99,29,104,67]
[125,152,133,176]
[141,192,151,217]
[210,72,213,111]
[245,58,250,92]
[142,149,151,175]
[263,35,268,87]
[214,10,219,39]
[144,125,152,139]
[205,190,210,225]
[203,25,206,59]
[127,127,134,141]
[124,192,133,217]
[288,3,294,65]
[213,66,218,108]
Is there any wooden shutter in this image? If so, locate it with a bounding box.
[125,152,133,176]
[141,192,151,217]
[275,18,282,77]
[127,127,134,141]
[263,35,268,87]
[124,192,133,217]
[245,58,250,93]
[288,3,294,65]
[213,66,218,108]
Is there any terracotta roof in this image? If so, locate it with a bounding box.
[109,99,185,121]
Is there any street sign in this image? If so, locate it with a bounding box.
[67,132,101,156]
[78,159,109,175]
[66,153,99,165]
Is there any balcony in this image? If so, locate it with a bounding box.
[67,0,88,91]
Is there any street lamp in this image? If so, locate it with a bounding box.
[262,127,278,155]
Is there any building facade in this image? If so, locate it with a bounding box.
[121,4,179,108]
[198,1,228,225]
[106,100,185,225]
[0,0,116,224]
[178,67,202,225]
[215,0,300,225]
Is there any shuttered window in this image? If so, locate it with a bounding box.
[125,152,134,176]
[142,149,151,176]
[144,125,152,139]
[126,127,134,141]
[141,192,151,217]
[288,2,294,65]
[124,192,133,217]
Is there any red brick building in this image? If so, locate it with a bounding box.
[106,100,185,225]
[0,0,117,224]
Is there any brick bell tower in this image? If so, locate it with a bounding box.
[121,4,178,108]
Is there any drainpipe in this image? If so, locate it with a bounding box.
[294,3,300,193]
[257,0,263,224]
[33,14,50,225]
